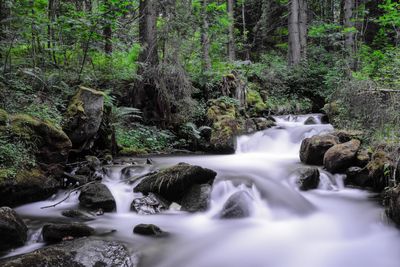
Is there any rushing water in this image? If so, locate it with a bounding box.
[5,114,400,267]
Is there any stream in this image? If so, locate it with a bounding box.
[4,114,400,267]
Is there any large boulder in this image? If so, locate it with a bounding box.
[207,99,242,154]
[253,117,275,131]
[300,134,339,165]
[220,191,253,219]
[0,207,28,252]
[181,184,212,212]
[79,182,116,212]
[0,169,59,207]
[63,86,104,150]
[296,167,320,191]
[345,167,370,188]
[134,163,217,203]
[7,113,71,165]
[323,139,361,173]
[42,223,95,243]
[385,185,400,227]
[130,193,170,215]
[366,151,394,192]
[0,237,137,267]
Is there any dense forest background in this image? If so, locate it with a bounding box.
[1,0,400,179]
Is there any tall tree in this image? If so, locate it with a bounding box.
[344,0,355,69]
[288,0,308,66]
[138,0,158,66]
[227,0,236,61]
[201,0,212,71]
[103,0,112,54]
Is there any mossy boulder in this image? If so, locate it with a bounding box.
[0,109,8,125]
[246,89,267,116]
[366,151,394,192]
[134,163,217,203]
[8,114,72,165]
[385,185,400,227]
[63,86,105,150]
[207,98,243,154]
[0,168,59,207]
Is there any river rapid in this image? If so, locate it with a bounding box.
[5,114,400,267]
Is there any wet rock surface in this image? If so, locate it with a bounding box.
[130,193,170,215]
[0,237,137,267]
[42,223,95,243]
[79,182,116,212]
[134,163,216,202]
[220,191,253,219]
[181,184,212,212]
[296,167,320,191]
[0,207,28,252]
[323,139,361,173]
[133,224,167,237]
[300,134,339,165]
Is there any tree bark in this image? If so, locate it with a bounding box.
[138,0,158,66]
[299,0,307,60]
[344,0,355,69]
[201,0,211,71]
[227,0,235,61]
[288,0,301,66]
[103,0,112,54]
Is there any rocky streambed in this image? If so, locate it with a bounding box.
[1,114,400,267]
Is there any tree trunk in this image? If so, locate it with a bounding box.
[138,0,158,66]
[227,0,235,61]
[288,0,301,66]
[344,0,355,69]
[299,0,307,60]
[201,0,211,71]
[103,0,112,54]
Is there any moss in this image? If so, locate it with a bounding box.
[119,147,148,156]
[0,109,8,125]
[0,168,15,183]
[247,89,267,114]
[14,168,46,185]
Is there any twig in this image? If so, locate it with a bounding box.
[40,181,96,209]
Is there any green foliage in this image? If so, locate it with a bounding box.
[116,124,176,154]
[24,103,63,128]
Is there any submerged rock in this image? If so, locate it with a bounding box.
[61,209,94,221]
[296,167,320,191]
[300,134,339,165]
[0,207,28,252]
[133,224,167,237]
[134,163,217,203]
[0,237,137,267]
[181,184,212,212]
[220,191,253,219]
[304,116,317,125]
[323,139,361,173]
[130,193,170,215]
[79,182,116,212]
[42,223,95,243]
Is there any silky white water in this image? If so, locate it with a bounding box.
[6,114,400,267]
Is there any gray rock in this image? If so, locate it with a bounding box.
[61,209,94,221]
[385,186,400,227]
[133,224,167,237]
[0,207,28,252]
[134,163,217,202]
[63,86,104,150]
[300,134,339,165]
[181,184,211,212]
[345,167,370,188]
[79,182,116,212]
[0,237,137,267]
[304,117,318,125]
[323,139,361,173]
[130,193,170,215]
[296,167,320,191]
[42,223,95,243]
[220,191,253,219]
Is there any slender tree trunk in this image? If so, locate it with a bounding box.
[289,0,301,66]
[344,0,355,69]
[241,1,250,60]
[0,0,9,62]
[138,0,158,66]
[201,0,211,71]
[103,0,112,54]
[299,0,307,60]
[227,0,235,61]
